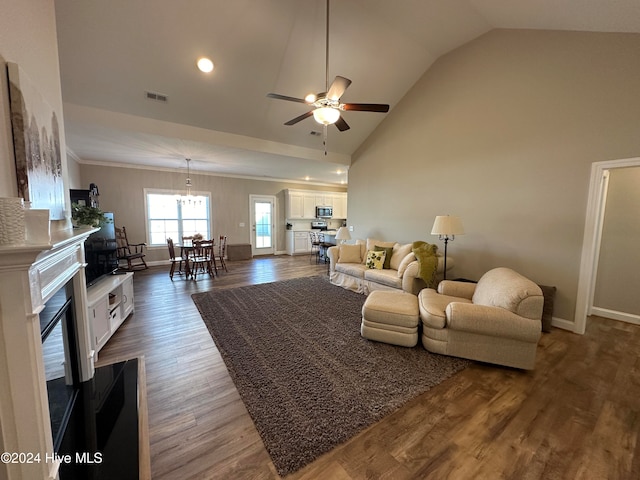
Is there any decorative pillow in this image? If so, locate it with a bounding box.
[538,284,556,333]
[374,245,394,269]
[337,244,362,263]
[365,250,386,269]
[396,252,416,278]
[363,238,395,263]
[411,241,439,287]
[390,243,412,270]
[366,238,396,252]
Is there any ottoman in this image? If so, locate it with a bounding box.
[361,290,420,347]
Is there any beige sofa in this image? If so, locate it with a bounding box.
[419,267,544,370]
[327,238,449,295]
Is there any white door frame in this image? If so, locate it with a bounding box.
[250,194,276,256]
[574,156,640,334]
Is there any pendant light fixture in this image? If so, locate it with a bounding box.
[177,158,198,205]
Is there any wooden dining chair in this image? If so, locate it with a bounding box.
[167,238,185,280]
[214,235,228,273]
[188,240,214,280]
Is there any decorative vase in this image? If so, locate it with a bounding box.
[0,197,25,245]
[24,209,51,244]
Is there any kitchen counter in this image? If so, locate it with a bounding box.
[320,231,338,245]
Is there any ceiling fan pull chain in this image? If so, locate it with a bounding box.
[323,125,328,156]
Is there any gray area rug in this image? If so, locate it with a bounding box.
[191,276,470,476]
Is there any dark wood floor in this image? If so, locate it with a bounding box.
[96,255,640,479]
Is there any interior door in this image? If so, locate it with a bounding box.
[250,195,275,256]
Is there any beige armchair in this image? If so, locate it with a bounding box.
[418,267,544,370]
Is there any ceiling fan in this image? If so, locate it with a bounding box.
[266,0,389,133]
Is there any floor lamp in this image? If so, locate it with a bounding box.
[431,215,464,280]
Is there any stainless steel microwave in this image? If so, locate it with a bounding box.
[316,206,333,218]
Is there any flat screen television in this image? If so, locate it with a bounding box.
[84,212,118,286]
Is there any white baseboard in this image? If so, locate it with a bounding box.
[590,307,640,326]
[551,316,577,332]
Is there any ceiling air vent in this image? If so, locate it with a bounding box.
[145,91,168,102]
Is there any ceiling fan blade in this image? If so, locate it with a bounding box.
[284,111,314,126]
[327,76,352,101]
[335,116,350,132]
[266,93,309,104]
[342,103,390,112]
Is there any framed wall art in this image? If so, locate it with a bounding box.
[7,62,65,219]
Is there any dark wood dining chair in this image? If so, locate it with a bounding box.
[167,238,185,280]
[214,235,228,273]
[188,240,214,280]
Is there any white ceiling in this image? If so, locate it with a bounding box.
[54,0,640,186]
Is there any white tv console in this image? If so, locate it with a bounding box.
[86,271,135,359]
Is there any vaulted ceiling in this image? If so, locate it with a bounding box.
[55,0,640,185]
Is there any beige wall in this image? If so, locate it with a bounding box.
[593,166,640,315]
[349,30,640,323]
[79,163,346,263]
[0,0,72,230]
[66,153,82,189]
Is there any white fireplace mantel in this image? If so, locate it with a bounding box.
[0,227,96,480]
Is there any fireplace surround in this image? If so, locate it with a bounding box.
[0,227,96,480]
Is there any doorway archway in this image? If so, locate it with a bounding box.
[574,156,640,334]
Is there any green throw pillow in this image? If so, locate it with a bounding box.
[411,241,439,287]
[365,250,386,269]
[374,245,394,269]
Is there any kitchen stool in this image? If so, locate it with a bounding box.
[361,290,420,347]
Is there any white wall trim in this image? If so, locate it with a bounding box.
[575,156,640,334]
[551,316,576,332]
[590,307,640,326]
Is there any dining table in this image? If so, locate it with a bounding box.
[176,239,218,279]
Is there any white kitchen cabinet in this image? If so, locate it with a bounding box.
[315,194,333,207]
[285,189,348,220]
[286,231,312,255]
[332,194,348,219]
[286,191,317,219]
[87,272,135,358]
[287,192,305,218]
[302,194,317,219]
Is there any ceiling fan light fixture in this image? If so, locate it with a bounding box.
[196,57,214,73]
[305,93,317,103]
[313,107,340,125]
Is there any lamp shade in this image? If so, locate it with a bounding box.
[431,215,464,236]
[313,107,340,125]
[335,226,351,241]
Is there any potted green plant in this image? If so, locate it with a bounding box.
[71,203,111,227]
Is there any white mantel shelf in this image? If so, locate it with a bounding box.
[0,226,97,480]
[0,226,96,266]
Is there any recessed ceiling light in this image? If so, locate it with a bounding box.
[305,176,310,181]
[197,57,214,73]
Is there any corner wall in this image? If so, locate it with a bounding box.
[348,29,640,324]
